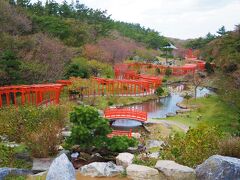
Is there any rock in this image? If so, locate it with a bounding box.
[148,152,160,159]
[46,154,76,180]
[32,158,54,172]
[195,155,240,180]
[116,153,134,168]
[127,147,139,154]
[29,171,47,178]
[80,162,124,177]
[0,168,32,179]
[146,140,164,150]
[15,152,32,162]
[57,145,64,151]
[89,153,105,163]
[71,152,80,159]
[71,145,81,152]
[62,131,71,137]
[132,132,141,139]
[155,160,196,180]
[80,152,91,161]
[57,149,70,157]
[176,109,191,114]
[166,112,176,117]
[176,103,188,109]
[126,164,161,180]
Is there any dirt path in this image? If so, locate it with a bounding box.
[147,119,189,132]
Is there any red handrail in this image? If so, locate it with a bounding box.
[107,129,132,138]
[104,108,147,122]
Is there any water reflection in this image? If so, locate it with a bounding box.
[124,86,213,119]
[111,119,143,132]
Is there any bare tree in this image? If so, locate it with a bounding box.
[192,73,203,99]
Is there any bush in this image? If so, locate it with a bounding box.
[25,120,63,158]
[65,57,90,79]
[66,105,138,152]
[0,105,66,157]
[165,67,172,76]
[133,156,158,167]
[108,136,138,152]
[219,136,240,158]
[66,105,111,150]
[161,125,223,167]
[155,86,164,96]
[205,62,214,74]
[0,144,31,169]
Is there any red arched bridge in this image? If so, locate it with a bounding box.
[104,108,147,122]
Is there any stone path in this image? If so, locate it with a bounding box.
[147,119,189,132]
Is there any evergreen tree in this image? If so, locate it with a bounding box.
[217,26,227,36]
[16,0,30,8]
[9,0,16,5]
[0,50,22,86]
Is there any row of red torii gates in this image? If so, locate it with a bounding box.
[0,84,63,108]
[114,61,206,78]
[0,49,207,108]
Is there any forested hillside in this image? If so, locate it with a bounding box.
[0,0,168,85]
[185,26,240,109]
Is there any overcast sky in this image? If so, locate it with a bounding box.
[35,0,240,39]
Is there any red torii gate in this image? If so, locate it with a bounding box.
[0,84,63,108]
[185,49,198,60]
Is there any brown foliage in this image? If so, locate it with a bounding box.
[0,0,32,34]
[219,137,240,159]
[20,33,75,83]
[25,121,63,158]
[83,35,142,64]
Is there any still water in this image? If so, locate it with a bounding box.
[111,86,214,129]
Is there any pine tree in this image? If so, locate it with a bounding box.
[217,26,227,36]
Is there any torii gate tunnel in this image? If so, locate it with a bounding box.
[114,62,201,79]
[104,108,148,122]
[0,84,63,108]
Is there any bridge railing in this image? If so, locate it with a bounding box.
[107,129,132,138]
[104,108,147,122]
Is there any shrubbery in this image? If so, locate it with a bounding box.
[161,125,223,167]
[65,57,114,79]
[66,105,137,152]
[219,136,240,158]
[165,67,172,76]
[0,105,66,157]
[155,86,164,96]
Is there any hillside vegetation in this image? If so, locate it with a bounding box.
[0,0,168,85]
[185,25,240,109]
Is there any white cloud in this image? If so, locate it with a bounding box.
[33,0,240,39]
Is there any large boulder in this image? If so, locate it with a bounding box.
[155,160,196,180]
[80,162,124,177]
[146,140,164,150]
[46,154,76,180]
[116,152,134,168]
[126,164,161,180]
[195,155,240,180]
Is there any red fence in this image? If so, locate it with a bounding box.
[114,62,204,79]
[104,108,147,122]
[0,84,63,108]
[107,129,132,138]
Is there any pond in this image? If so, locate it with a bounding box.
[111,85,214,130]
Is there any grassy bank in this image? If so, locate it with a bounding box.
[159,95,239,134]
